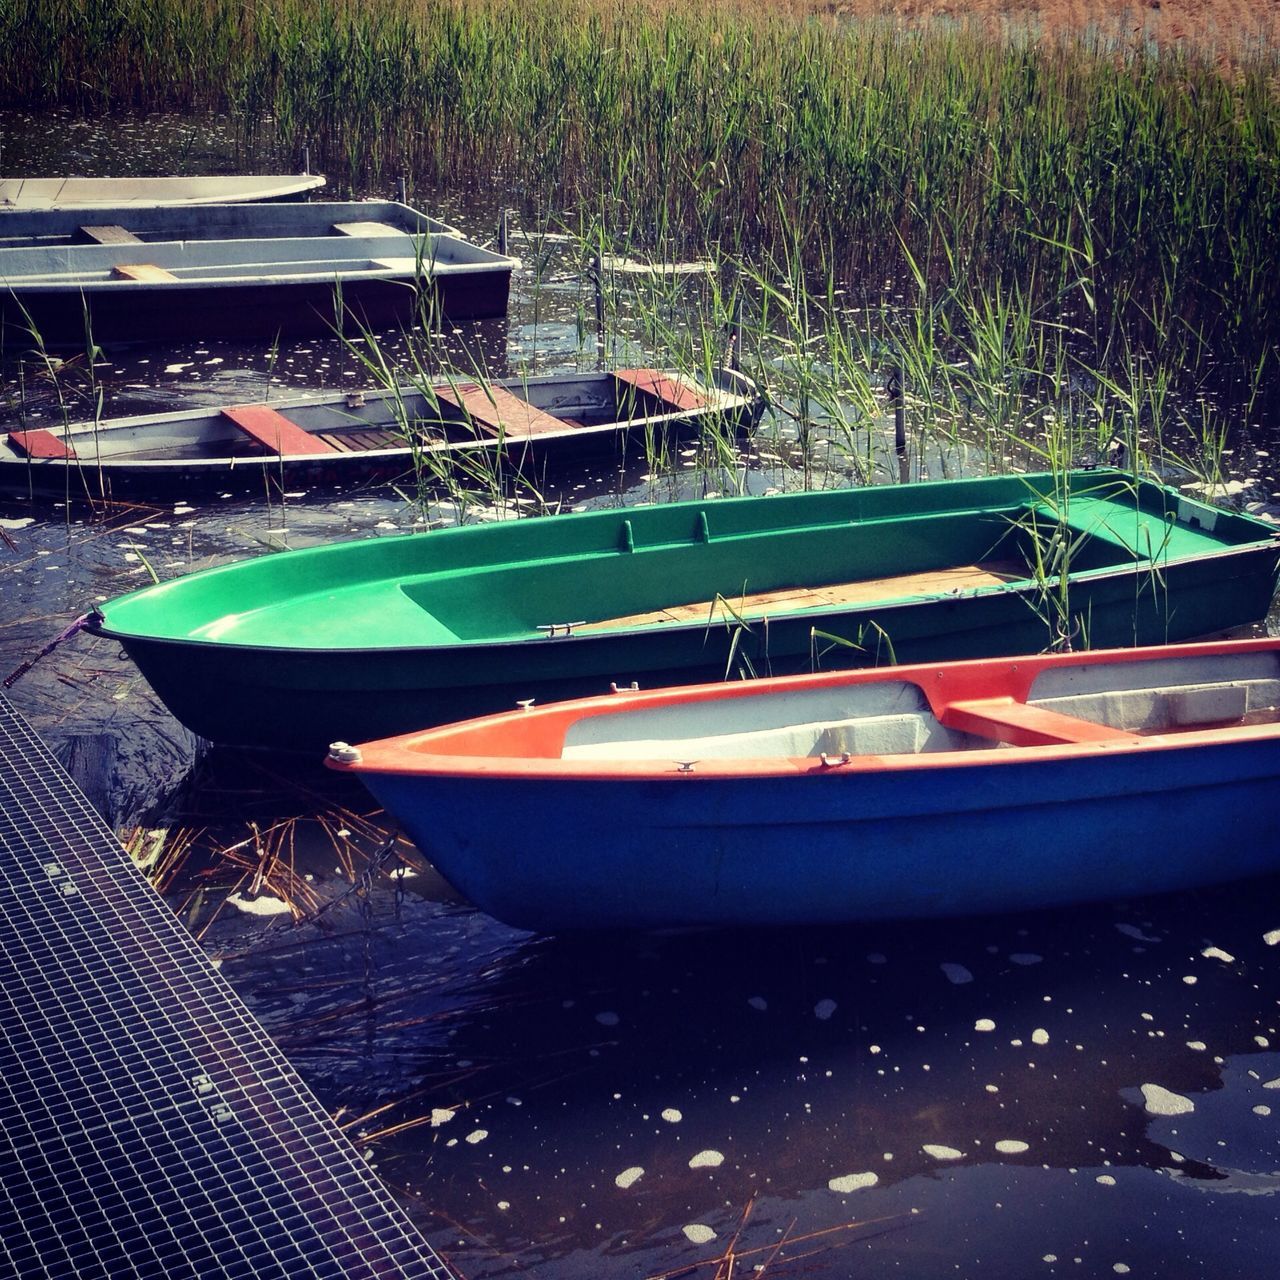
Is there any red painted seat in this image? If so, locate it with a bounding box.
[613,368,707,412]
[434,383,568,438]
[221,405,337,456]
[7,429,76,459]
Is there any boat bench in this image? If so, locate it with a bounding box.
[434,383,569,439]
[333,221,409,238]
[7,429,76,459]
[221,404,337,456]
[941,698,1144,746]
[111,263,179,283]
[76,224,142,245]
[614,368,707,413]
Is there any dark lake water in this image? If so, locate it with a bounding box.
[2,108,1279,1279]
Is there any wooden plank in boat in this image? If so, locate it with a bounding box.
[614,368,707,412]
[943,697,1145,747]
[221,404,337,456]
[110,263,178,282]
[7,428,76,459]
[576,562,1025,632]
[332,220,410,237]
[76,224,142,245]
[315,428,407,453]
[434,382,568,438]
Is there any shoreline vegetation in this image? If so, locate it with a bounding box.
[2,0,1277,485]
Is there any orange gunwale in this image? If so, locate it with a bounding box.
[332,637,1280,781]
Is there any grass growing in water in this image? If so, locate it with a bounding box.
[3,0,1277,402]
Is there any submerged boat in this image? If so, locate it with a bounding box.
[0,201,517,343]
[0,367,761,498]
[329,638,1280,930]
[0,174,326,210]
[86,470,1280,751]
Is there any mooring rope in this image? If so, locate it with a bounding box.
[2,612,92,689]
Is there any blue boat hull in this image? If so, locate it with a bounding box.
[360,736,1280,930]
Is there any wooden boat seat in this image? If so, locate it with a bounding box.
[111,263,179,283]
[614,368,706,412]
[7,429,76,459]
[77,224,142,245]
[332,221,410,237]
[221,404,338,457]
[313,428,406,453]
[940,697,1145,747]
[575,563,1025,633]
[434,383,568,439]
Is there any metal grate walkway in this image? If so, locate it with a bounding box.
[0,693,456,1280]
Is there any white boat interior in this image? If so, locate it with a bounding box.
[560,650,1280,760]
[0,229,508,290]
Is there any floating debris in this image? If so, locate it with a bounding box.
[688,1150,724,1169]
[828,1171,879,1192]
[1141,1084,1195,1116]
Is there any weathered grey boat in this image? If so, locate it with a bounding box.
[0,174,327,209]
[0,202,518,343]
[0,199,460,249]
[0,367,762,498]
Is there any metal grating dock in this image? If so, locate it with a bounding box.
[0,693,456,1280]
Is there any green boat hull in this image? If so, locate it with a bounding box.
[89,471,1280,751]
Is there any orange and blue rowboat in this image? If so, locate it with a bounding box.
[330,638,1280,931]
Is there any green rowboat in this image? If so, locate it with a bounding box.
[88,470,1280,751]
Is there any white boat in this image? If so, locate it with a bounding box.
[0,174,326,210]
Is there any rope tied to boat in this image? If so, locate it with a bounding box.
[2,612,92,689]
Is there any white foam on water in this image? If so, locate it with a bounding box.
[974,1018,996,1032]
[747,996,768,1011]
[994,1140,1029,1154]
[941,963,973,985]
[1201,946,1235,963]
[1252,1105,1271,1117]
[1032,1028,1050,1045]
[1263,928,1280,946]
[1096,1174,1117,1186]
[429,1108,456,1126]
[596,1011,620,1026]
[661,1108,682,1123]
[689,1150,724,1169]
[1182,976,1198,985]
[815,998,837,1020]
[0,518,34,530]
[683,1224,716,1245]
[226,892,291,917]
[615,1166,644,1189]
[1141,1084,1195,1116]
[922,1144,965,1160]
[1009,953,1042,966]
[828,1172,879,1193]
[1256,1035,1271,1048]
[1187,1041,1207,1051]
[1263,1077,1280,1089]
[465,1129,489,1144]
